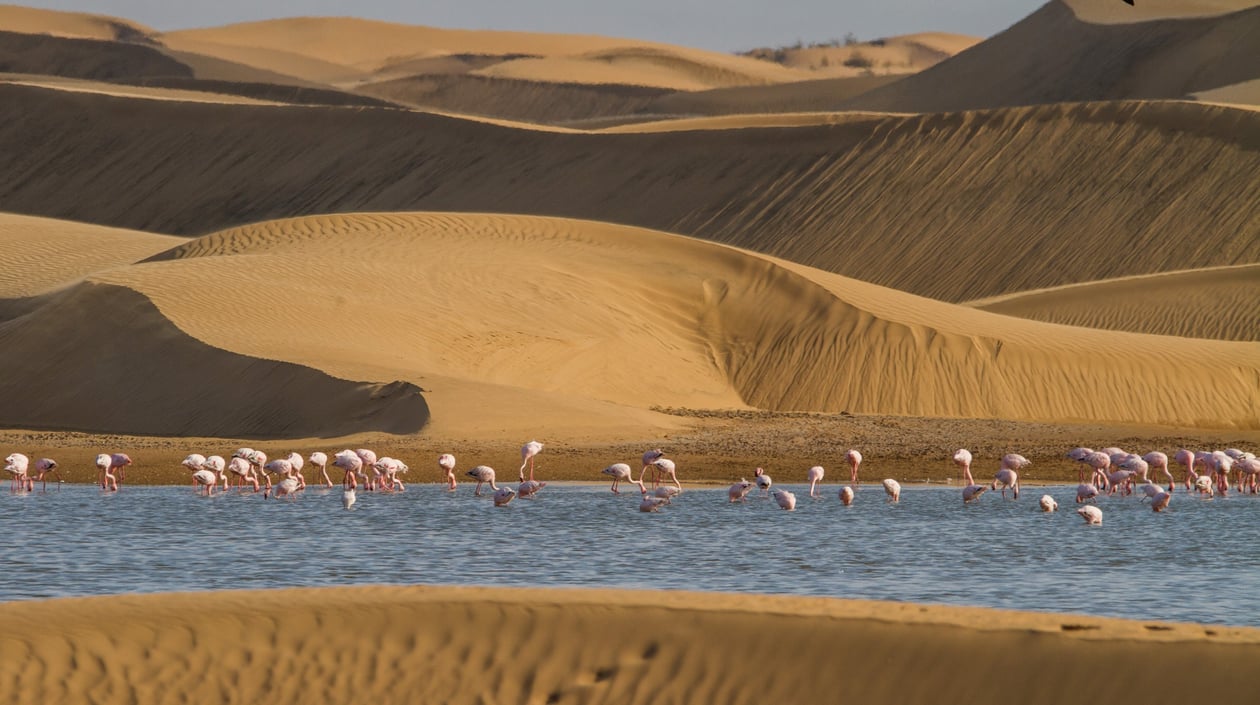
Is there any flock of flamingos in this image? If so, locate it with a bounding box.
[4,442,1259,524]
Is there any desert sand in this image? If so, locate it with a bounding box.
[1,586,1259,705]
[0,3,1258,701]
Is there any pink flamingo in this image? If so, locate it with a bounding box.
[1084,451,1111,488]
[519,440,543,482]
[5,453,29,493]
[639,495,668,512]
[991,468,1019,499]
[1150,490,1171,512]
[953,449,974,485]
[355,449,378,490]
[1104,469,1135,496]
[182,453,207,490]
[228,457,258,492]
[962,483,987,503]
[728,478,752,502]
[284,452,306,489]
[466,465,499,496]
[839,486,855,505]
[1078,480,1098,503]
[650,458,681,490]
[438,453,458,490]
[94,453,118,491]
[31,458,61,490]
[1212,451,1233,495]
[772,488,797,511]
[1039,495,1058,512]
[333,450,362,489]
[1066,447,1094,482]
[1077,505,1102,525]
[1194,475,1214,496]
[374,457,408,491]
[204,456,227,492]
[1237,457,1260,493]
[1076,483,1098,503]
[846,449,862,484]
[342,486,356,509]
[807,465,825,498]
[1143,452,1174,492]
[518,479,546,498]
[602,463,644,494]
[753,467,772,496]
[882,478,901,502]
[638,449,664,486]
[308,452,334,487]
[1174,449,1197,489]
[109,453,132,486]
[653,485,681,504]
[269,476,300,500]
[263,459,293,497]
[494,486,517,506]
[1001,453,1031,473]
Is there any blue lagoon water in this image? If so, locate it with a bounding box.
[3,483,1257,626]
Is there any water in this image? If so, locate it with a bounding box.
[3,482,1257,626]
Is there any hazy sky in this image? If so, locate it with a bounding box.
[28,1,1048,51]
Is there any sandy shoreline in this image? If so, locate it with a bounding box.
[1,585,1257,705]
[3,411,1255,486]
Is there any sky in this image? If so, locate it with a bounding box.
[23,0,1049,52]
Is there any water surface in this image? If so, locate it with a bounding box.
[3,483,1255,626]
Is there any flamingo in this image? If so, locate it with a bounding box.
[882,478,901,502]
[1039,495,1058,512]
[807,465,825,497]
[846,449,862,484]
[205,456,227,492]
[1001,453,1031,473]
[1150,489,1172,513]
[638,449,664,486]
[650,458,681,490]
[1211,451,1233,495]
[639,495,668,512]
[1174,449,1197,489]
[5,453,29,493]
[109,453,133,486]
[494,486,517,506]
[602,463,643,494]
[1084,451,1111,488]
[181,453,207,491]
[1236,457,1260,493]
[519,440,543,482]
[1077,505,1103,525]
[728,478,753,502]
[228,457,258,492]
[374,457,408,491]
[1194,475,1215,497]
[753,467,772,496]
[962,483,987,503]
[467,466,499,496]
[95,453,118,491]
[284,452,306,489]
[839,486,855,506]
[1076,483,1098,503]
[772,488,797,511]
[342,486,356,510]
[191,467,219,496]
[31,458,61,491]
[1105,469,1136,496]
[438,453,458,490]
[953,449,974,485]
[518,480,546,498]
[333,450,362,489]
[991,469,1019,499]
[1143,452,1174,492]
[308,452,334,487]
[263,460,293,497]
[355,449,378,490]
[269,476,300,500]
[1066,447,1094,482]
[653,485,681,504]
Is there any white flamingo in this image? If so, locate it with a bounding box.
[953,448,974,485]
[728,478,752,502]
[753,467,772,496]
[772,488,797,510]
[839,486,854,505]
[438,453,458,490]
[467,466,499,496]
[5,453,29,493]
[1077,505,1103,525]
[992,469,1019,499]
[1039,495,1058,512]
[308,451,333,487]
[602,463,643,494]
[807,465,825,497]
[494,486,517,506]
[520,440,543,482]
[882,478,901,503]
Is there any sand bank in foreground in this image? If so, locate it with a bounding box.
[0,585,1256,705]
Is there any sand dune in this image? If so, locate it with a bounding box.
[1067,0,1258,22]
[743,32,980,76]
[1,585,1258,705]
[356,74,669,124]
[48,211,1244,433]
[632,74,906,120]
[0,281,428,438]
[2,84,1256,304]
[0,29,192,81]
[844,0,1260,112]
[0,4,156,42]
[0,213,181,298]
[969,264,1260,341]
